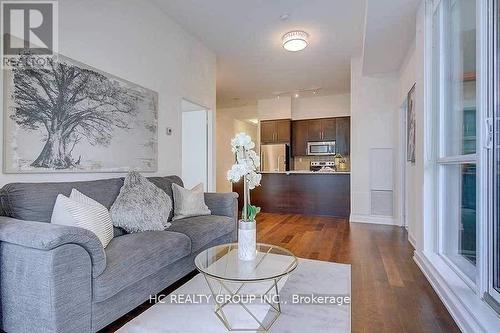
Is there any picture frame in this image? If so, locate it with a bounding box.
[3,54,158,173]
[407,83,416,163]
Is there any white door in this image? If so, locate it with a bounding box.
[181,101,208,190]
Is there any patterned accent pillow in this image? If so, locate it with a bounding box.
[51,189,114,248]
[171,183,211,221]
[110,171,172,233]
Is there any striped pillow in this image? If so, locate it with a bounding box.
[51,189,114,248]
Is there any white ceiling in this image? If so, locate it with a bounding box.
[153,0,366,107]
[362,0,421,75]
[153,0,418,108]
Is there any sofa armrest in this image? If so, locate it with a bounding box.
[204,192,238,241]
[0,216,106,277]
[204,192,238,219]
[0,243,92,333]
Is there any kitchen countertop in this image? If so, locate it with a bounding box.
[259,170,350,175]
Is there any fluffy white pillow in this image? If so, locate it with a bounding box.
[172,183,211,221]
[51,189,114,248]
[110,171,172,233]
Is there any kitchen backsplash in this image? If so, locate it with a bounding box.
[293,155,350,171]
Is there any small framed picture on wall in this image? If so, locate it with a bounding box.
[407,83,416,163]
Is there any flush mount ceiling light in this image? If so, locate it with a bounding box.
[282,30,309,52]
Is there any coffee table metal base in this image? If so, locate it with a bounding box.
[202,274,283,332]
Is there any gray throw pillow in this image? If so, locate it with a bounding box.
[172,183,211,221]
[110,171,172,233]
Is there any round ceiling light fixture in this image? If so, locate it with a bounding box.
[282,30,309,52]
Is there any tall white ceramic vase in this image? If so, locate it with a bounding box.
[238,220,256,261]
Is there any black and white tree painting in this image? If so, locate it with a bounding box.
[3,55,158,173]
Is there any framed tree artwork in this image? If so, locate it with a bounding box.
[407,83,416,163]
[3,54,158,173]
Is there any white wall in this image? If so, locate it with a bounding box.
[292,94,351,119]
[350,56,400,225]
[396,38,418,245]
[411,2,426,251]
[257,97,292,120]
[0,0,216,186]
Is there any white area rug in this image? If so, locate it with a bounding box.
[118,258,351,333]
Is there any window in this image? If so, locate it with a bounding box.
[431,0,500,318]
[433,0,478,283]
[491,0,500,303]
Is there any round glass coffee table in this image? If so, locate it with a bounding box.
[194,243,298,332]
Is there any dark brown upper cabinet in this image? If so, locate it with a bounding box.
[292,120,308,156]
[307,118,336,142]
[322,118,337,141]
[260,119,291,144]
[307,119,323,141]
[335,117,350,156]
[291,116,350,156]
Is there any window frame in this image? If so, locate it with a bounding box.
[432,0,480,289]
[486,0,500,306]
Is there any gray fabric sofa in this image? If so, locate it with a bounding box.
[0,176,238,332]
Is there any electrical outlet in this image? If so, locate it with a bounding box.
[166,127,173,135]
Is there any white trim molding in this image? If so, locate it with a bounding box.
[414,250,500,333]
[349,214,398,225]
[408,232,417,248]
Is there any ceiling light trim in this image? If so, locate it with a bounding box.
[282,30,309,52]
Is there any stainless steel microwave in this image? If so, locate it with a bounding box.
[307,141,336,156]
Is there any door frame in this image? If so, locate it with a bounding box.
[180,98,214,192]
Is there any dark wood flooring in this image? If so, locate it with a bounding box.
[102,213,460,333]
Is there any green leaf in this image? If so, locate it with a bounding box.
[243,204,261,221]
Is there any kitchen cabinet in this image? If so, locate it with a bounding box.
[307,118,336,142]
[260,121,276,143]
[292,120,308,156]
[260,119,291,144]
[291,116,350,156]
[307,119,323,141]
[322,118,337,141]
[335,117,350,155]
[233,173,350,217]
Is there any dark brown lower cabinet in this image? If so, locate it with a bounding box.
[232,173,350,217]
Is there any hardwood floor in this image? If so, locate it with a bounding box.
[102,213,460,333]
[256,213,460,333]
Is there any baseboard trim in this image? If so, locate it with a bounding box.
[408,233,416,248]
[414,251,500,333]
[349,214,397,225]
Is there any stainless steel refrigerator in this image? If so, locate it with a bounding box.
[260,144,290,172]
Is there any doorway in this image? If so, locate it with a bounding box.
[181,99,211,191]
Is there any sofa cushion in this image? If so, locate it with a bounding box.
[0,178,124,222]
[93,230,191,302]
[168,215,234,253]
[147,176,183,221]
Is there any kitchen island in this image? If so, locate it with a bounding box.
[233,171,350,218]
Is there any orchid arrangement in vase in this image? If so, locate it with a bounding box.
[227,132,262,222]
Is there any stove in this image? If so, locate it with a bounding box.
[310,161,336,172]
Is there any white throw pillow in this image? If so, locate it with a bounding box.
[172,183,211,221]
[51,189,114,248]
